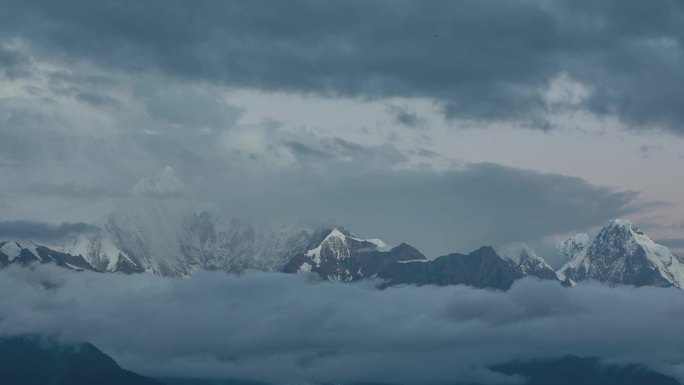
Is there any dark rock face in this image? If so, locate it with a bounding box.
[582,224,671,287]
[283,228,427,282]
[0,240,151,274]
[283,230,563,290]
[492,355,680,385]
[378,246,524,290]
[558,220,683,288]
[498,244,560,282]
[3,227,565,291]
[113,254,146,274]
[0,241,99,272]
[0,336,160,385]
[34,245,98,271]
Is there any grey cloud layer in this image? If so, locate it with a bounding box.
[2,0,683,130]
[0,19,656,252]
[1,266,684,384]
[0,62,643,253]
[210,162,641,256]
[0,220,97,242]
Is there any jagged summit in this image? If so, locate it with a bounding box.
[498,243,539,265]
[557,233,590,261]
[284,228,396,281]
[557,219,684,288]
[377,245,525,289]
[131,166,185,195]
[5,213,683,291]
[0,240,97,271]
[608,218,638,228]
[497,242,560,281]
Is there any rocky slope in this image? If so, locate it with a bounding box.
[39,167,326,276]
[0,240,97,271]
[282,229,566,289]
[10,177,677,292]
[0,336,160,385]
[497,242,560,281]
[557,219,684,288]
[377,246,525,290]
[283,228,425,281]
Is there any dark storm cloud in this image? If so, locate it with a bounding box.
[280,136,409,166]
[640,145,666,158]
[1,0,683,131]
[144,89,243,129]
[220,162,641,256]
[283,141,331,159]
[389,106,426,129]
[22,182,126,199]
[74,92,120,107]
[0,220,97,241]
[0,45,30,79]
[2,266,684,384]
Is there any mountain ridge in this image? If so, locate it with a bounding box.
[3,214,683,292]
[557,219,684,288]
[0,336,160,385]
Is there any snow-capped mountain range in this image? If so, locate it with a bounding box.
[2,218,683,290]
[2,168,683,290]
[36,167,328,276]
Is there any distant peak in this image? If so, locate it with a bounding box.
[473,245,497,255]
[392,242,419,252]
[607,218,635,229]
[131,166,185,195]
[321,228,387,249]
[328,227,350,238]
[610,218,634,226]
[568,233,590,244]
[601,219,644,236]
[558,233,590,261]
[558,218,683,288]
[497,242,537,264]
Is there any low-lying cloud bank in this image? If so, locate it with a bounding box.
[1,266,684,384]
[0,220,98,242]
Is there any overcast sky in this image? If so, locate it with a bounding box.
[1,0,683,257]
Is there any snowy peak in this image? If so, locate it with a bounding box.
[593,219,643,255]
[498,243,541,266]
[286,236,564,288]
[497,243,560,281]
[304,228,381,265]
[0,240,98,271]
[131,166,185,195]
[58,230,140,273]
[102,204,320,276]
[557,233,590,261]
[557,219,684,288]
[283,228,411,282]
[607,218,641,231]
[0,240,24,262]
